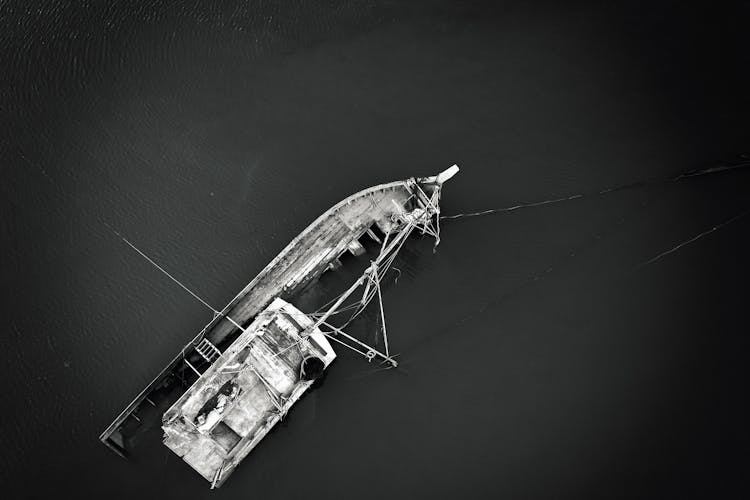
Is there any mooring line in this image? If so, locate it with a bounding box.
[440,158,750,221]
[441,193,584,219]
[634,207,750,270]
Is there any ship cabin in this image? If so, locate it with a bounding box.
[161,297,336,487]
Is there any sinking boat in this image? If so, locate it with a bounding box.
[100,165,459,487]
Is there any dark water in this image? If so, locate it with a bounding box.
[2,1,749,498]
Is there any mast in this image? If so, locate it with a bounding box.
[305,166,459,366]
[307,219,416,335]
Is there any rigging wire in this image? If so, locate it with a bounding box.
[107,224,221,316]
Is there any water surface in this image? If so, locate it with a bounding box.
[2,1,749,498]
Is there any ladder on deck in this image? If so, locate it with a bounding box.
[195,338,221,364]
